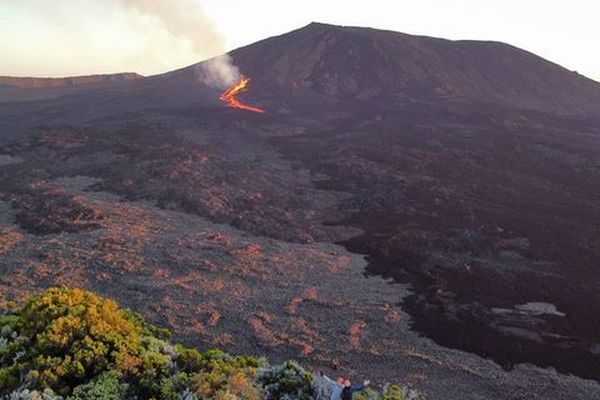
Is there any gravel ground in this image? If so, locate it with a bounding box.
[1,179,599,400]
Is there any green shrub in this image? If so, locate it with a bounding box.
[382,384,404,400]
[255,360,313,400]
[131,337,179,398]
[175,346,205,373]
[354,387,381,400]
[6,388,63,400]
[0,288,431,400]
[190,349,261,400]
[177,389,198,400]
[354,384,428,400]
[0,288,146,394]
[67,370,128,400]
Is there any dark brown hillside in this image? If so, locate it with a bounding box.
[4,23,600,124]
[225,22,600,115]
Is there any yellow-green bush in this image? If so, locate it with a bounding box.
[0,288,428,400]
[0,288,146,394]
[0,288,264,399]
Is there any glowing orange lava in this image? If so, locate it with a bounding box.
[219,77,265,113]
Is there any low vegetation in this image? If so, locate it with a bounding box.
[0,288,427,399]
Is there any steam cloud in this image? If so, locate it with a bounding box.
[0,0,242,79]
[118,0,225,55]
[119,0,241,88]
[199,54,241,89]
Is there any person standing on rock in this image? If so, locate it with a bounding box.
[341,378,370,400]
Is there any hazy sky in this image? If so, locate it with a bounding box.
[1,0,598,82]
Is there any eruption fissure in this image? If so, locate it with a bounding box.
[219,77,265,113]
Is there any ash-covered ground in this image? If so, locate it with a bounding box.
[0,109,599,400]
[0,173,598,400]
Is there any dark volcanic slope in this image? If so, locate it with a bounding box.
[225,22,600,115]
[1,22,600,399]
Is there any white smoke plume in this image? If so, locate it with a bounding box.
[0,0,239,77]
[199,54,241,89]
[119,0,242,88]
[118,0,225,56]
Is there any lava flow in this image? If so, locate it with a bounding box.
[219,77,265,113]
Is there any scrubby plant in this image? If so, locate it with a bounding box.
[381,384,404,400]
[354,387,381,400]
[6,388,63,400]
[192,368,258,400]
[177,388,198,400]
[255,360,313,400]
[131,337,179,399]
[354,384,428,400]
[0,288,146,395]
[0,299,17,315]
[67,370,128,400]
[189,349,261,400]
[0,288,429,400]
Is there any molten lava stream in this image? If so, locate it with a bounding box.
[219,77,265,113]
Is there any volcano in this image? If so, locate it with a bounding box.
[1,23,600,400]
